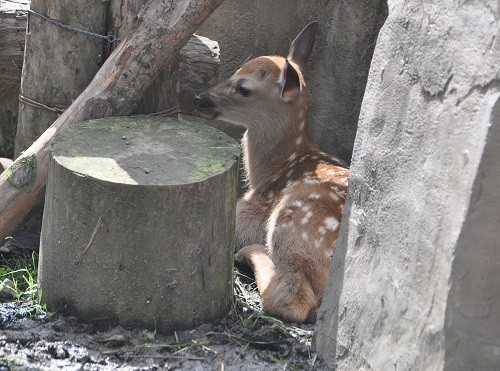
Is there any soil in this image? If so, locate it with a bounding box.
[0,229,325,370]
[0,306,322,370]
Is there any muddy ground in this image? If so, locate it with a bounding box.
[0,228,324,370]
[0,278,325,370]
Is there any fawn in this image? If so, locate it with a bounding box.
[194,22,349,323]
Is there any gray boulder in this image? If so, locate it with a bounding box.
[314,0,499,369]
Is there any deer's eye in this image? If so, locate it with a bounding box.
[238,85,251,97]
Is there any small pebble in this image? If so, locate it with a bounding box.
[0,278,16,299]
[125,142,130,145]
[144,168,150,174]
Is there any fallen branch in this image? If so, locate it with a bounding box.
[0,0,225,243]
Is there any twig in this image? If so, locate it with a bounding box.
[77,217,102,264]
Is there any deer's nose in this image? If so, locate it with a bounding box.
[194,92,214,110]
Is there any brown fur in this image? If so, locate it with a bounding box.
[195,23,349,323]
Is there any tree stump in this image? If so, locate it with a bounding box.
[14,0,109,157]
[39,116,240,332]
[0,0,29,157]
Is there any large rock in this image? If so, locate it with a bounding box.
[198,0,388,162]
[314,0,499,369]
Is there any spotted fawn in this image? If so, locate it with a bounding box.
[194,22,349,323]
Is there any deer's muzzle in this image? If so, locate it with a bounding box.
[194,92,218,119]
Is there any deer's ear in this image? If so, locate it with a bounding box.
[288,21,318,66]
[280,59,301,102]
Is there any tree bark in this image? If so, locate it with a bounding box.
[0,0,226,244]
[14,0,109,157]
[178,34,219,115]
[0,0,29,157]
[39,116,239,332]
[109,0,178,114]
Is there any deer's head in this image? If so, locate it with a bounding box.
[195,22,318,135]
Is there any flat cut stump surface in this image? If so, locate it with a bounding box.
[53,116,239,185]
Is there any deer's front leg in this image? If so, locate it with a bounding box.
[235,191,268,251]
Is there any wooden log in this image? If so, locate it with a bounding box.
[0,0,29,157]
[108,1,220,115]
[178,34,220,115]
[108,0,179,115]
[14,0,109,157]
[0,1,28,82]
[39,116,240,332]
[0,0,226,244]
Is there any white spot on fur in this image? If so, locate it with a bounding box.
[288,153,297,162]
[299,110,305,120]
[319,226,327,235]
[301,204,312,212]
[304,178,320,185]
[311,156,318,160]
[309,193,321,201]
[295,136,303,145]
[298,155,309,163]
[324,216,339,231]
[303,171,313,177]
[286,169,293,178]
[301,232,309,241]
[290,200,304,208]
[301,211,313,225]
[268,191,275,200]
[330,192,339,202]
[299,121,305,130]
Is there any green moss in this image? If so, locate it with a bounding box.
[6,155,37,189]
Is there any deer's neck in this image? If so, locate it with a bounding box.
[242,102,311,190]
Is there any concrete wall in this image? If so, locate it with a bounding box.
[197,0,388,163]
[314,0,499,369]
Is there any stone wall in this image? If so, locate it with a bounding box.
[444,97,500,370]
[198,0,388,163]
[314,0,499,369]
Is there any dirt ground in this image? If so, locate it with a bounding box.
[0,231,325,370]
[0,278,325,370]
[0,307,321,370]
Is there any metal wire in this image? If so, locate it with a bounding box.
[19,95,66,114]
[28,9,120,43]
